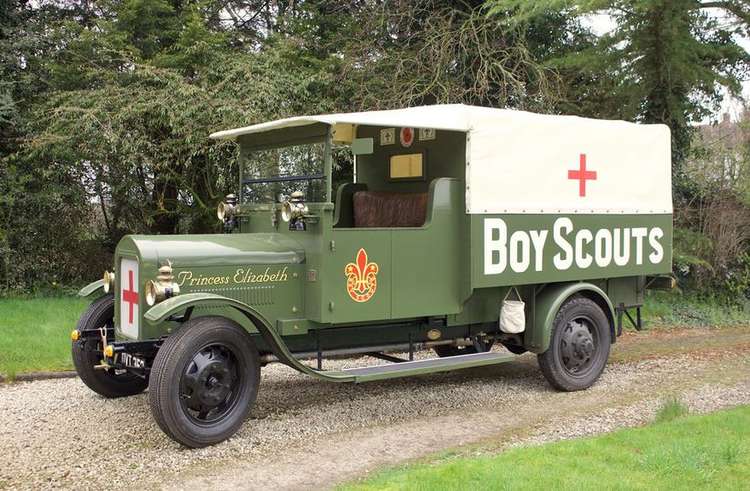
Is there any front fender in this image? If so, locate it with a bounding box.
[145,293,354,383]
[525,282,615,354]
[78,279,105,297]
[144,293,264,325]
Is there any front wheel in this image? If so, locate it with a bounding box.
[72,295,148,398]
[537,296,611,391]
[148,316,260,448]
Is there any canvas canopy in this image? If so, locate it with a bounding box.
[210,104,672,215]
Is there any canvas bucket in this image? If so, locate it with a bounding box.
[499,288,525,334]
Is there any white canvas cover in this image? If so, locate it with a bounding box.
[210,104,672,215]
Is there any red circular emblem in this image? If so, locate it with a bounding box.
[400,127,414,147]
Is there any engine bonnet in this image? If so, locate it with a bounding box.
[117,233,305,268]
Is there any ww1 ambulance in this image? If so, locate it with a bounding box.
[71,104,673,448]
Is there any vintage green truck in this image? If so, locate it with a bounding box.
[71,105,673,447]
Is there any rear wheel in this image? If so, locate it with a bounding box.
[538,296,611,391]
[148,316,260,448]
[71,295,148,398]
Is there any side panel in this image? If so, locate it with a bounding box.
[327,229,393,322]
[327,179,468,322]
[472,214,672,288]
[236,202,335,324]
[390,179,466,318]
[606,276,645,307]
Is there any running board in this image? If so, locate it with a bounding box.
[322,352,517,383]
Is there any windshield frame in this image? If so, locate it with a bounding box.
[238,128,333,206]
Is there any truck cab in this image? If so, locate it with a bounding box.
[230,121,469,327]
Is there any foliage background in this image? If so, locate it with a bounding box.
[2,0,750,303]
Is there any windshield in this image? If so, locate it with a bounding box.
[241,142,327,203]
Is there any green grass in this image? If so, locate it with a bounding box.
[642,290,750,328]
[654,397,690,424]
[0,296,88,378]
[341,405,750,491]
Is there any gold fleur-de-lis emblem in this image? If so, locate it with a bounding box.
[345,248,379,302]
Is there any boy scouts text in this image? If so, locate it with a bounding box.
[484,218,664,275]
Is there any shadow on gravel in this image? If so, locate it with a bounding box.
[251,354,546,418]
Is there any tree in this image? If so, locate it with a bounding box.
[335,1,559,111]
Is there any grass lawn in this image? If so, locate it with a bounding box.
[642,290,750,327]
[0,296,89,378]
[341,405,750,491]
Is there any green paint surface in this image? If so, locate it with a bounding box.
[473,214,673,287]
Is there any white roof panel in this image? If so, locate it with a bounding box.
[211,104,672,215]
[209,104,474,140]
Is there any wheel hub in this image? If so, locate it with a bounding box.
[195,361,231,407]
[180,346,238,416]
[561,320,595,371]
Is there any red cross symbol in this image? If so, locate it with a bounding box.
[122,269,138,324]
[567,153,597,197]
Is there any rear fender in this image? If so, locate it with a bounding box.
[525,282,615,354]
[145,293,354,382]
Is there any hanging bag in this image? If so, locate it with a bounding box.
[499,287,525,333]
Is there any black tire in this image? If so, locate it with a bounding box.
[71,295,148,398]
[433,339,494,357]
[538,296,611,391]
[148,316,260,448]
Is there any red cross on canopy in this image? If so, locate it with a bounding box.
[568,153,597,197]
[122,269,138,324]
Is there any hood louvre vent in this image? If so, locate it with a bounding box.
[192,285,274,306]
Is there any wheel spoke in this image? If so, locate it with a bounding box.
[181,368,200,394]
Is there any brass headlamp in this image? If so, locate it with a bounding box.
[217,193,239,233]
[145,262,180,307]
[281,191,309,230]
[102,270,115,294]
[217,193,238,221]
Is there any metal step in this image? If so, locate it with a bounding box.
[323,351,517,383]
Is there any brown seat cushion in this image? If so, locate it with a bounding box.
[353,191,428,228]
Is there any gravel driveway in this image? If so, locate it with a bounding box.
[0,327,748,490]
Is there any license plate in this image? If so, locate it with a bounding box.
[119,352,146,369]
